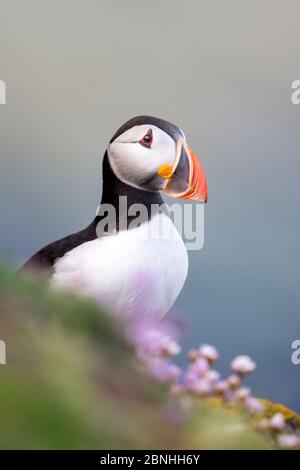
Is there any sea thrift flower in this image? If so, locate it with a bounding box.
[184,369,199,389]
[184,358,210,392]
[205,370,221,383]
[244,396,264,413]
[269,413,286,432]
[214,380,229,394]
[166,364,182,382]
[141,331,181,358]
[192,357,210,376]
[188,349,200,362]
[230,355,256,376]
[223,389,235,401]
[227,374,241,389]
[134,326,267,428]
[146,357,181,383]
[189,378,212,396]
[163,338,181,357]
[277,433,300,449]
[184,358,209,389]
[199,344,219,363]
[234,387,251,401]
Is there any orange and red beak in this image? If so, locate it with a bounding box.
[162,140,208,202]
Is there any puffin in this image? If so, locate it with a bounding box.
[22,116,208,322]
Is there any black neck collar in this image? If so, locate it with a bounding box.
[95,152,164,232]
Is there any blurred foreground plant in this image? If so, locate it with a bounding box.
[0,265,299,449]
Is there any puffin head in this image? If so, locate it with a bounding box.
[107,115,208,202]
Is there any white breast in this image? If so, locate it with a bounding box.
[51,213,188,322]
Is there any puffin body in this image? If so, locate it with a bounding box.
[52,211,188,321]
[22,116,207,321]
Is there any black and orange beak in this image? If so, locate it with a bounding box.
[160,140,208,202]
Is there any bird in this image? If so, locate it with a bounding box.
[21,115,207,322]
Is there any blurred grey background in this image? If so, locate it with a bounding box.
[0,0,299,410]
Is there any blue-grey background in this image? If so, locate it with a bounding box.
[0,1,299,410]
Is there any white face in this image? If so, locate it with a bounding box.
[108,124,177,191]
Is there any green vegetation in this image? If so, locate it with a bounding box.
[0,266,291,449]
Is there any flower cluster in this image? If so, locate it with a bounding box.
[178,347,263,412]
[259,413,300,449]
[136,329,182,383]
[136,331,300,450]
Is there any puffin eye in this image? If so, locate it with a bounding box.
[139,129,153,148]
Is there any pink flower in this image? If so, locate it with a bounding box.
[147,358,181,383]
[139,330,181,358]
[230,355,256,376]
[205,370,221,383]
[233,387,251,402]
[269,413,286,432]
[277,433,300,449]
[214,380,229,394]
[130,322,266,424]
[226,374,241,389]
[199,344,219,363]
[191,357,210,377]
[184,369,197,385]
[188,349,200,362]
[167,364,182,382]
[243,396,264,413]
[189,379,212,396]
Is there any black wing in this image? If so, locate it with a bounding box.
[20,219,99,274]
